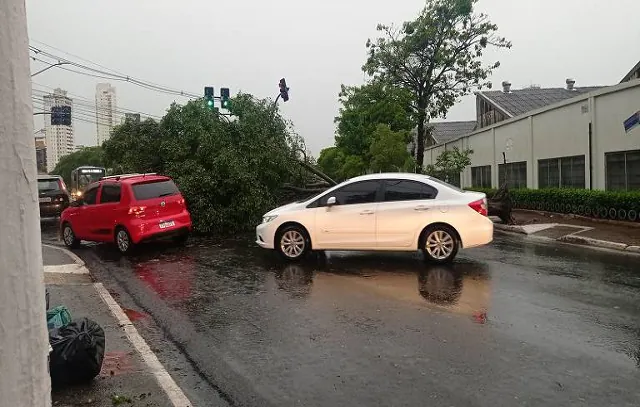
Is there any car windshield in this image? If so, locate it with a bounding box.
[38,179,60,192]
[78,173,103,189]
[132,179,179,201]
[426,176,464,193]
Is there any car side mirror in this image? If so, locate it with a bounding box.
[326,196,337,207]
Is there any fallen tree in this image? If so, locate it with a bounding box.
[488,182,514,224]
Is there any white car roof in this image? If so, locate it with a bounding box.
[346,172,435,183]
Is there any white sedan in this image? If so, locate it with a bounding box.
[256,173,493,263]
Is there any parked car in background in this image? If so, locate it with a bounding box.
[256,173,493,263]
[60,173,192,254]
[38,175,70,218]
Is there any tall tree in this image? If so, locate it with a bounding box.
[51,146,105,186]
[363,0,511,169]
[369,124,415,173]
[335,81,414,157]
[318,81,414,180]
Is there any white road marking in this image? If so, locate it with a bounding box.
[43,264,88,274]
[93,282,192,407]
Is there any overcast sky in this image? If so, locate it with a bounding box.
[27,0,640,155]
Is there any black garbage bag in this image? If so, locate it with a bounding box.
[49,317,106,386]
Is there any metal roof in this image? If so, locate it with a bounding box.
[478,86,605,117]
[428,121,477,144]
[621,60,640,83]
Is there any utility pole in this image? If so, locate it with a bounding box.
[0,1,51,406]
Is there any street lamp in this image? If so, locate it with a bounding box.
[31,61,71,77]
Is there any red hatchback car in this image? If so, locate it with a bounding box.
[60,173,192,254]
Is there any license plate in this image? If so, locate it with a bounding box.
[159,221,175,229]
[39,197,51,203]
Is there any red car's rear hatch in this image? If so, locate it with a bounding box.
[130,179,185,219]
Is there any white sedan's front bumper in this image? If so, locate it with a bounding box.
[255,221,277,249]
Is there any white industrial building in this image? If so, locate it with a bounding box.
[95,83,117,145]
[422,64,640,192]
[43,88,74,172]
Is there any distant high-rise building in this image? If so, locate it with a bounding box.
[122,113,141,124]
[34,137,47,174]
[44,88,74,173]
[75,144,86,152]
[95,83,117,145]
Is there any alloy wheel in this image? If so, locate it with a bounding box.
[425,230,455,260]
[280,230,305,259]
[63,226,74,246]
[116,230,130,253]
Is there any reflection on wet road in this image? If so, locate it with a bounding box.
[65,228,640,407]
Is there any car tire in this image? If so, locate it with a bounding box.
[61,223,80,249]
[276,225,310,262]
[115,227,134,255]
[421,225,459,264]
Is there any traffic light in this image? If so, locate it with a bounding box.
[279,78,289,102]
[51,106,71,126]
[204,86,214,108]
[220,88,231,109]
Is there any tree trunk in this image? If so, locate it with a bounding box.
[415,109,426,172]
[296,159,337,186]
[488,182,514,224]
[0,1,52,405]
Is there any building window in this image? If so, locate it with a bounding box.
[498,161,527,189]
[471,165,492,188]
[443,172,461,188]
[538,155,585,189]
[606,150,640,191]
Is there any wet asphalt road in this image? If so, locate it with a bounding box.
[41,219,640,406]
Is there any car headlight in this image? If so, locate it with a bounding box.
[262,215,278,224]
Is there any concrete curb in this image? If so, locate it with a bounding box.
[493,223,527,235]
[42,243,85,267]
[494,223,640,255]
[557,235,630,251]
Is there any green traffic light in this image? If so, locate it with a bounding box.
[207,99,214,107]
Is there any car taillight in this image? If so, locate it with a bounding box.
[469,198,488,216]
[128,206,146,216]
[178,198,185,206]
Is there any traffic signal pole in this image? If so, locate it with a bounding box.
[0,0,52,406]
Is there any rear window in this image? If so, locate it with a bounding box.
[38,178,61,192]
[132,180,179,201]
[427,176,464,193]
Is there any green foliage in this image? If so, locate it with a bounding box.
[369,124,414,173]
[363,0,511,168]
[102,119,163,174]
[424,147,473,183]
[50,146,105,186]
[335,81,414,157]
[465,187,640,221]
[102,94,311,234]
[318,81,414,181]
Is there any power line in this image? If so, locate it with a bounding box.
[29,46,201,99]
[30,38,129,77]
[31,85,163,120]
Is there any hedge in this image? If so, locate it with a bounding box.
[465,187,640,222]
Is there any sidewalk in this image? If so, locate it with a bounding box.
[43,244,192,407]
[492,209,640,254]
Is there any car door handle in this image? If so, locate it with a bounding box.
[360,210,375,215]
[414,206,430,211]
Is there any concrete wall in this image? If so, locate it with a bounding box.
[423,80,640,190]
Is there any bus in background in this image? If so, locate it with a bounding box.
[70,166,106,200]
